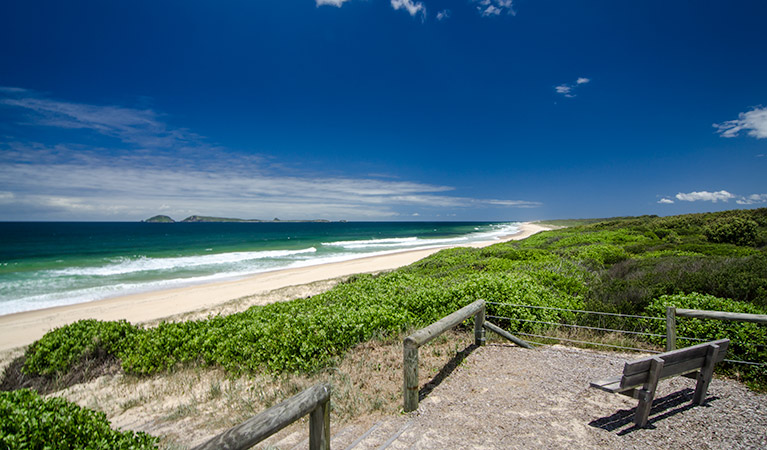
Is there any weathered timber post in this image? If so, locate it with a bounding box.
[403,337,420,413]
[403,299,486,413]
[192,383,331,450]
[666,306,677,351]
[309,391,330,450]
[474,303,486,347]
[482,321,533,349]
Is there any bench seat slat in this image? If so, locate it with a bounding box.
[622,339,728,377]
[619,339,729,389]
[590,375,622,393]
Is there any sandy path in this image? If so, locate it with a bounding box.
[406,344,767,449]
[0,222,549,352]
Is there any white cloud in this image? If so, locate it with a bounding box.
[436,9,450,20]
[0,89,543,220]
[391,0,425,18]
[714,106,767,139]
[555,77,590,97]
[473,0,515,17]
[316,0,352,6]
[658,198,674,204]
[0,144,541,220]
[484,199,542,208]
[675,190,735,203]
[0,88,201,149]
[737,194,767,205]
[555,85,573,96]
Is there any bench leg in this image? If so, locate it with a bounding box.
[634,357,664,428]
[693,344,720,405]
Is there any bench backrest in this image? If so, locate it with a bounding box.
[619,339,729,389]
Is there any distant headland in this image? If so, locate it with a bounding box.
[142,215,343,223]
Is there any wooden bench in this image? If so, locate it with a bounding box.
[590,339,729,427]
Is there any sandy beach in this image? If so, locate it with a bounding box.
[0,222,549,352]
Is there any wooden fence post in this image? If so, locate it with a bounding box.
[403,338,419,413]
[666,306,677,351]
[402,299,486,413]
[474,303,486,347]
[309,394,330,450]
[192,383,331,450]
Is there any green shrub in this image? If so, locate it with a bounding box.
[0,389,158,449]
[644,293,767,387]
[704,217,759,246]
[20,208,767,387]
[23,319,139,377]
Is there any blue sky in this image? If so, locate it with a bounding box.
[1,0,766,221]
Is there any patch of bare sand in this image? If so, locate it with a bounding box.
[51,330,475,448]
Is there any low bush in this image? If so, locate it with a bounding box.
[644,293,767,388]
[22,319,138,377]
[0,388,158,449]
[18,208,767,386]
[704,217,759,246]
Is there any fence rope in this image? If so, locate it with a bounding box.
[486,314,666,338]
[486,301,666,321]
[514,332,663,353]
[487,302,765,367]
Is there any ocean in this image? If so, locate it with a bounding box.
[0,221,519,315]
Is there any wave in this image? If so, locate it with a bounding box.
[0,222,523,315]
[322,236,469,250]
[0,269,264,315]
[321,223,520,250]
[322,236,420,247]
[49,247,317,277]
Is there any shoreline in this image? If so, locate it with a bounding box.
[0,222,549,352]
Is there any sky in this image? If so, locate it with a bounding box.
[1,0,766,222]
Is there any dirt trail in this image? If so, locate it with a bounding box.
[403,344,766,449]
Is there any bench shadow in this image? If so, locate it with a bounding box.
[589,388,719,435]
[419,343,478,402]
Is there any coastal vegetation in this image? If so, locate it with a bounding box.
[0,388,158,449]
[143,215,175,223]
[14,209,767,382]
[3,208,767,447]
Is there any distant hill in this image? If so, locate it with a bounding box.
[142,215,336,223]
[143,215,175,223]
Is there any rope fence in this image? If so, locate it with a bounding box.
[486,301,765,368]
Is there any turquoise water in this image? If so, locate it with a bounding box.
[0,221,519,315]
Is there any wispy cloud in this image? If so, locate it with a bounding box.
[0,88,542,220]
[391,0,426,19]
[316,0,353,6]
[714,106,767,139]
[737,194,767,205]
[0,87,202,149]
[436,9,450,21]
[472,0,515,17]
[555,77,590,98]
[0,146,541,219]
[658,198,674,204]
